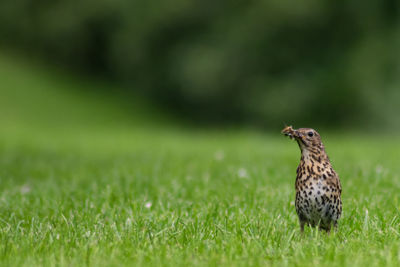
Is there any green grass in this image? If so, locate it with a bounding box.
[1,52,400,266]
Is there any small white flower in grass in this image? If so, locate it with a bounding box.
[376,165,383,174]
[56,234,60,240]
[85,231,91,238]
[145,202,152,209]
[20,184,31,194]
[238,168,249,179]
[214,150,225,161]
[126,218,132,227]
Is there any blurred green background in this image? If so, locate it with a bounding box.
[0,0,400,130]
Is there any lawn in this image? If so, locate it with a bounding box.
[1,53,400,266]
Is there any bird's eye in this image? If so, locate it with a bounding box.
[307,131,314,137]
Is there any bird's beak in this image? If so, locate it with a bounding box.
[282,126,301,140]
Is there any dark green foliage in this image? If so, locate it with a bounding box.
[1,0,399,128]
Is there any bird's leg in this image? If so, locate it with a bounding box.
[319,223,331,234]
[300,220,306,233]
[325,226,331,235]
[332,221,338,232]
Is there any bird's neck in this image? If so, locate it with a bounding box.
[300,144,331,170]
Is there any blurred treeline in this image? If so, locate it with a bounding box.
[1,0,399,129]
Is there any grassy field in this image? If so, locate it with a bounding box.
[1,53,400,266]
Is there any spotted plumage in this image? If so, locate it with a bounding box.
[282,126,342,232]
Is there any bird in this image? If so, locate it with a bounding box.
[281,126,342,233]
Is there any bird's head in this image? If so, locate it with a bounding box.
[281,126,324,153]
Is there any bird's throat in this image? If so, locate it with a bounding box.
[299,146,331,173]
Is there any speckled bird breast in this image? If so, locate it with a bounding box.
[295,166,342,227]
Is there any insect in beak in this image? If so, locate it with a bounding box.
[281,126,297,140]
